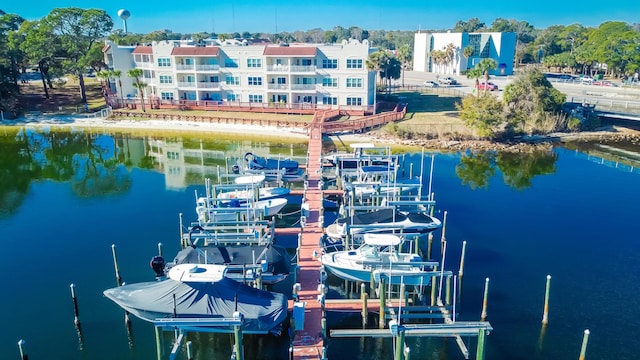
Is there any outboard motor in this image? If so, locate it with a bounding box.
[150,256,166,278]
[231,164,240,174]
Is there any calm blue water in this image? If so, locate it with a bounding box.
[0,128,639,360]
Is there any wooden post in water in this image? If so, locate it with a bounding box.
[395,326,406,360]
[18,339,27,360]
[404,347,411,360]
[481,277,490,321]
[578,329,590,360]
[430,274,437,306]
[70,283,80,326]
[476,328,487,360]
[542,275,551,325]
[321,317,327,342]
[369,269,376,299]
[186,340,193,360]
[111,244,122,286]
[157,242,163,257]
[155,326,162,360]
[440,211,448,249]
[458,240,467,278]
[179,213,184,248]
[445,276,451,306]
[233,312,244,360]
[409,163,413,179]
[361,283,368,327]
[379,277,387,329]
[427,233,433,260]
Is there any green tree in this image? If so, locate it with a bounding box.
[453,18,486,33]
[466,67,483,96]
[42,8,113,103]
[496,150,558,190]
[476,58,497,94]
[396,44,411,87]
[456,94,504,138]
[455,152,496,189]
[110,69,124,107]
[127,68,147,112]
[503,68,567,134]
[463,45,474,67]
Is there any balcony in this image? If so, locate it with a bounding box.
[197,82,220,89]
[267,65,290,72]
[196,64,220,71]
[291,65,316,73]
[143,78,157,86]
[267,84,289,90]
[135,62,154,70]
[291,84,317,91]
[177,82,196,88]
[176,64,195,71]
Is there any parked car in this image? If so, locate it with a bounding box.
[476,82,498,91]
[593,80,618,87]
[580,76,594,84]
[438,77,458,85]
[423,80,439,88]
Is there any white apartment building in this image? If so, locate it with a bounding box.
[413,32,516,76]
[103,38,376,110]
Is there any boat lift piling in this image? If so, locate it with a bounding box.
[542,275,552,325]
[458,241,467,278]
[70,283,80,326]
[158,242,163,257]
[111,244,123,287]
[579,329,590,360]
[18,339,28,360]
[481,278,490,321]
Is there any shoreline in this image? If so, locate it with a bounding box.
[2,114,639,151]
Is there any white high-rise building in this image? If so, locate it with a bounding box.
[103,38,376,112]
[414,32,516,76]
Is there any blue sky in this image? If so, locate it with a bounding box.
[4,0,639,34]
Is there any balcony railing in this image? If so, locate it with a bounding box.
[176,64,195,71]
[135,62,154,69]
[177,82,196,88]
[266,65,290,72]
[291,84,317,91]
[267,84,289,90]
[197,82,220,89]
[196,64,220,71]
[291,65,316,73]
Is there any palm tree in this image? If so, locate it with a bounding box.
[429,50,446,74]
[96,70,110,94]
[127,68,147,112]
[463,45,474,69]
[466,67,483,96]
[366,50,391,90]
[444,43,457,74]
[476,58,498,95]
[396,44,411,87]
[109,69,124,108]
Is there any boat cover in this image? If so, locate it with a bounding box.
[173,245,291,277]
[336,209,439,227]
[245,152,299,172]
[104,277,287,333]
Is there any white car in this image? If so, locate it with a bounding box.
[580,76,594,84]
[423,80,439,88]
[438,77,458,85]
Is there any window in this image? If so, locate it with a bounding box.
[248,76,263,86]
[346,97,362,106]
[322,96,337,105]
[247,58,262,68]
[322,78,338,87]
[227,93,239,101]
[225,58,239,68]
[159,75,173,84]
[161,92,174,100]
[346,58,363,69]
[249,94,263,103]
[346,78,363,88]
[322,59,338,69]
[158,58,171,67]
[225,75,239,85]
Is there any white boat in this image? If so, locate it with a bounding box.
[196,197,288,223]
[103,263,288,334]
[320,234,440,286]
[325,208,442,243]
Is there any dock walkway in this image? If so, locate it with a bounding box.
[291,125,325,360]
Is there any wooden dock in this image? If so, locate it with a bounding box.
[291,126,325,360]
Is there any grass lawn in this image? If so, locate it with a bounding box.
[18,76,106,114]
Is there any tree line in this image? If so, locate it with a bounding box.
[2,8,640,117]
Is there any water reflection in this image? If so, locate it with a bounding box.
[456,149,558,190]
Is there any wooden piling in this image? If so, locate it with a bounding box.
[111,244,122,286]
[427,233,433,260]
[155,326,162,360]
[233,312,244,360]
[70,283,80,326]
[403,347,410,360]
[361,283,368,327]
[458,241,467,278]
[18,339,27,360]
[579,329,590,360]
[476,328,487,360]
[542,275,551,325]
[158,242,163,257]
[379,277,387,329]
[481,277,489,321]
[179,213,184,248]
[395,327,405,360]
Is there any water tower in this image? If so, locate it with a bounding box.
[117,9,131,34]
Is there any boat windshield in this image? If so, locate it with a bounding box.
[359,244,379,258]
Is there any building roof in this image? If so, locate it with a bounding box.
[263,46,317,56]
[132,46,153,54]
[171,47,220,56]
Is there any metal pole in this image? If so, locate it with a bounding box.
[179,213,184,248]
[542,275,551,325]
[458,240,467,278]
[18,339,27,360]
[578,329,590,360]
[111,244,122,286]
[186,340,193,360]
[70,283,80,326]
[158,242,163,257]
[361,283,368,327]
[481,277,490,321]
